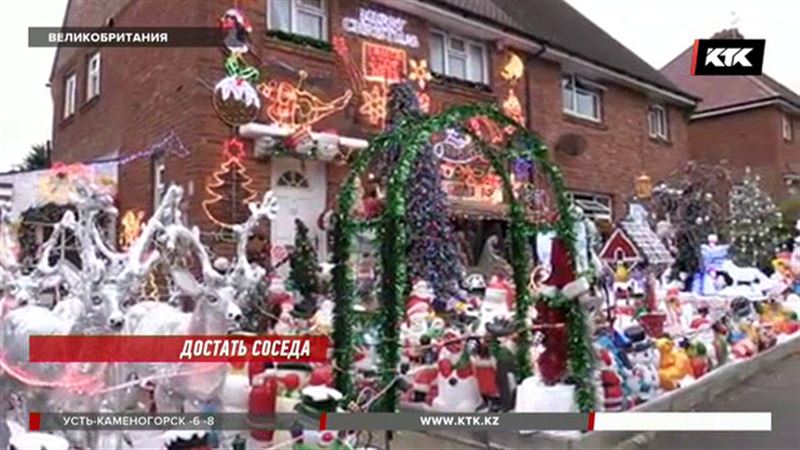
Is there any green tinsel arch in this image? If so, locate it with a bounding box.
[331,103,595,412]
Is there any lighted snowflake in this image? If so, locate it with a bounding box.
[359,84,387,126]
[408,58,432,90]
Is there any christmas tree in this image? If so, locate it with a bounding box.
[202,138,257,228]
[289,218,320,303]
[728,167,786,269]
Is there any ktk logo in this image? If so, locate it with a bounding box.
[691,39,765,76]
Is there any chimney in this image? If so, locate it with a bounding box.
[711,28,744,39]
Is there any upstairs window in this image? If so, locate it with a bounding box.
[783,114,794,141]
[648,104,669,140]
[63,74,77,119]
[87,52,101,100]
[562,75,602,121]
[429,30,487,84]
[269,0,327,41]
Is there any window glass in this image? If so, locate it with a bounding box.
[269,0,291,32]
[576,90,598,118]
[449,37,465,52]
[448,54,467,79]
[468,44,484,82]
[297,10,323,39]
[429,33,445,74]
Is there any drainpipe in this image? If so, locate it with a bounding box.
[524,45,547,131]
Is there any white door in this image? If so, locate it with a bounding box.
[271,158,326,275]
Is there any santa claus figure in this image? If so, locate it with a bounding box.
[401,280,435,355]
[473,318,516,411]
[431,329,482,412]
[408,334,439,403]
[477,277,513,336]
[594,347,626,411]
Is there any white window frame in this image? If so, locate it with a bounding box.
[63,73,77,119]
[87,52,101,100]
[430,30,488,84]
[783,114,793,141]
[567,191,613,222]
[152,155,166,212]
[267,0,328,42]
[648,103,669,140]
[562,74,602,122]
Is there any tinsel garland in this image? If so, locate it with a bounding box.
[266,29,333,53]
[331,103,588,411]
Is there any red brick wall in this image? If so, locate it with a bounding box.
[687,106,800,200]
[51,0,693,227]
[527,58,691,218]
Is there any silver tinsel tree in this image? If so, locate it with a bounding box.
[728,167,785,269]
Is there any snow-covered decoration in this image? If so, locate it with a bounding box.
[716,259,776,300]
[693,234,730,296]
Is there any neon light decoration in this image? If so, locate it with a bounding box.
[119,209,145,250]
[342,7,419,48]
[362,42,407,83]
[501,52,524,83]
[502,89,525,126]
[408,59,432,90]
[359,84,388,127]
[258,71,352,129]
[202,138,258,228]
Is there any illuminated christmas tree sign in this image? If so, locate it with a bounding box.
[342,7,419,48]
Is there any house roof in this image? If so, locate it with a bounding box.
[426,0,694,101]
[619,220,674,267]
[660,28,800,114]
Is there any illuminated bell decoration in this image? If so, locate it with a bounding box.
[635,173,653,199]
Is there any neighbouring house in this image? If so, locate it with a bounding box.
[661,28,800,202]
[49,0,696,260]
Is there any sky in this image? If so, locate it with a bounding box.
[0,0,798,172]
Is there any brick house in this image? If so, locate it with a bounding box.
[49,0,696,258]
[661,28,800,202]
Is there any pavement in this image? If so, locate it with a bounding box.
[647,351,800,450]
[387,350,800,450]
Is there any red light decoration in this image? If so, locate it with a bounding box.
[362,42,407,84]
[202,138,258,228]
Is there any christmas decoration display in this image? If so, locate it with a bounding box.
[655,337,690,390]
[342,7,420,48]
[215,8,261,126]
[728,167,787,270]
[258,70,353,129]
[119,209,144,250]
[405,117,464,303]
[202,138,258,228]
[289,219,321,304]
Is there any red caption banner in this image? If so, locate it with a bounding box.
[28,335,330,363]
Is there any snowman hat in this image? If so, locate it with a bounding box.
[296,386,343,418]
[464,273,487,292]
[163,430,209,450]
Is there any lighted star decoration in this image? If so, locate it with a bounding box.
[223,137,246,161]
[359,84,387,127]
[408,58,432,90]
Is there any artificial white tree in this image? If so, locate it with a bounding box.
[728,167,785,269]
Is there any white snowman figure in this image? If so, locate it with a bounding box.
[624,326,660,403]
[432,329,483,412]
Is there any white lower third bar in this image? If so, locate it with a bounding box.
[594,412,772,431]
